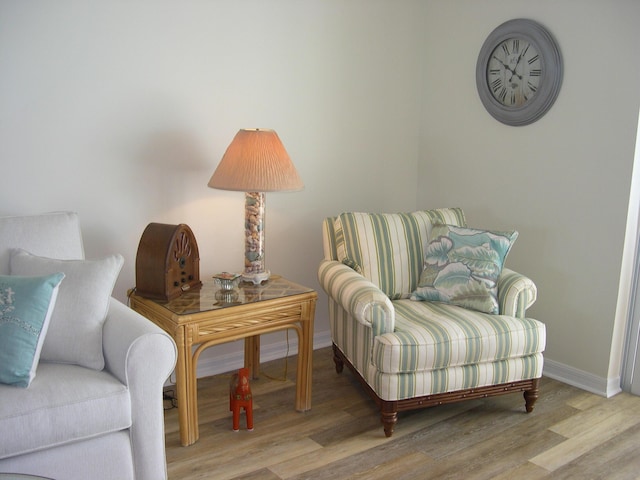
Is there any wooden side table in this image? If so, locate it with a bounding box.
[129,275,317,446]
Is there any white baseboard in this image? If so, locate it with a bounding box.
[168,329,333,384]
[543,358,622,398]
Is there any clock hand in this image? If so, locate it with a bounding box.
[512,44,530,80]
[492,56,515,80]
[492,56,510,70]
[513,56,525,81]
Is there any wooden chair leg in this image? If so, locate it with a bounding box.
[332,344,344,374]
[381,402,398,438]
[524,378,540,413]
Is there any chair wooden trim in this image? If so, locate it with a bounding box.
[332,343,540,437]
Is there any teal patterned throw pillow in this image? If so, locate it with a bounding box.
[0,273,65,387]
[411,224,517,314]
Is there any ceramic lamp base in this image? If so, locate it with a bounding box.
[241,270,270,285]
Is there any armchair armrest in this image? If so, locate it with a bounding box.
[102,297,177,480]
[318,259,395,336]
[498,268,538,318]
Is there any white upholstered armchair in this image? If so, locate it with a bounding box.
[318,208,546,437]
[0,212,177,479]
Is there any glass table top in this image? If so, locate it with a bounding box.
[152,275,314,315]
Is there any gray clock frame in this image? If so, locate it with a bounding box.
[476,18,563,126]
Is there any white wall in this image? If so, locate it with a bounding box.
[2,0,639,394]
[0,1,425,368]
[421,0,640,394]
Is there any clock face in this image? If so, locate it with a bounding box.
[487,38,542,108]
[476,19,562,126]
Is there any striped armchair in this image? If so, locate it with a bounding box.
[318,208,545,437]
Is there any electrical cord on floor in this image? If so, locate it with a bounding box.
[163,389,178,411]
[261,330,290,382]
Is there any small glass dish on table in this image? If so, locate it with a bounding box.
[212,272,241,291]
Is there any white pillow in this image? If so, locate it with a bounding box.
[10,249,124,370]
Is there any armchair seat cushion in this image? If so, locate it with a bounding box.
[373,300,545,374]
[0,363,131,459]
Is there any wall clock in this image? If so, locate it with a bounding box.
[476,18,563,126]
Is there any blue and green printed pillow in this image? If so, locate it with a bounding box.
[411,224,518,314]
[0,273,65,387]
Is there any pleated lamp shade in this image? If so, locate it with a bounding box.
[207,128,303,284]
[208,129,303,192]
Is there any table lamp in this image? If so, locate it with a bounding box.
[208,128,304,284]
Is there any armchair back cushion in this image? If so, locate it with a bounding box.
[334,208,466,299]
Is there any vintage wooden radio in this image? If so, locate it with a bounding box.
[135,223,202,301]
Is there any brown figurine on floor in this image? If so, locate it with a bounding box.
[230,367,253,431]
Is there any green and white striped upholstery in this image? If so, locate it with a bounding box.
[334,208,466,299]
[322,215,339,262]
[498,268,537,317]
[318,208,545,403]
[368,354,544,401]
[373,300,545,374]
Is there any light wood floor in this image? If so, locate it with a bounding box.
[164,347,640,480]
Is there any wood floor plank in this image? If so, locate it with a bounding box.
[346,451,434,480]
[547,421,640,479]
[529,409,640,472]
[549,391,640,438]
[229,468,281,480]
[408,412,565,480]
[165,347,640,480]
[170,438,321,480]
[490,461,551,480]
[269,402,462,478]
[404,399,564,461]
[564,389,609,411]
